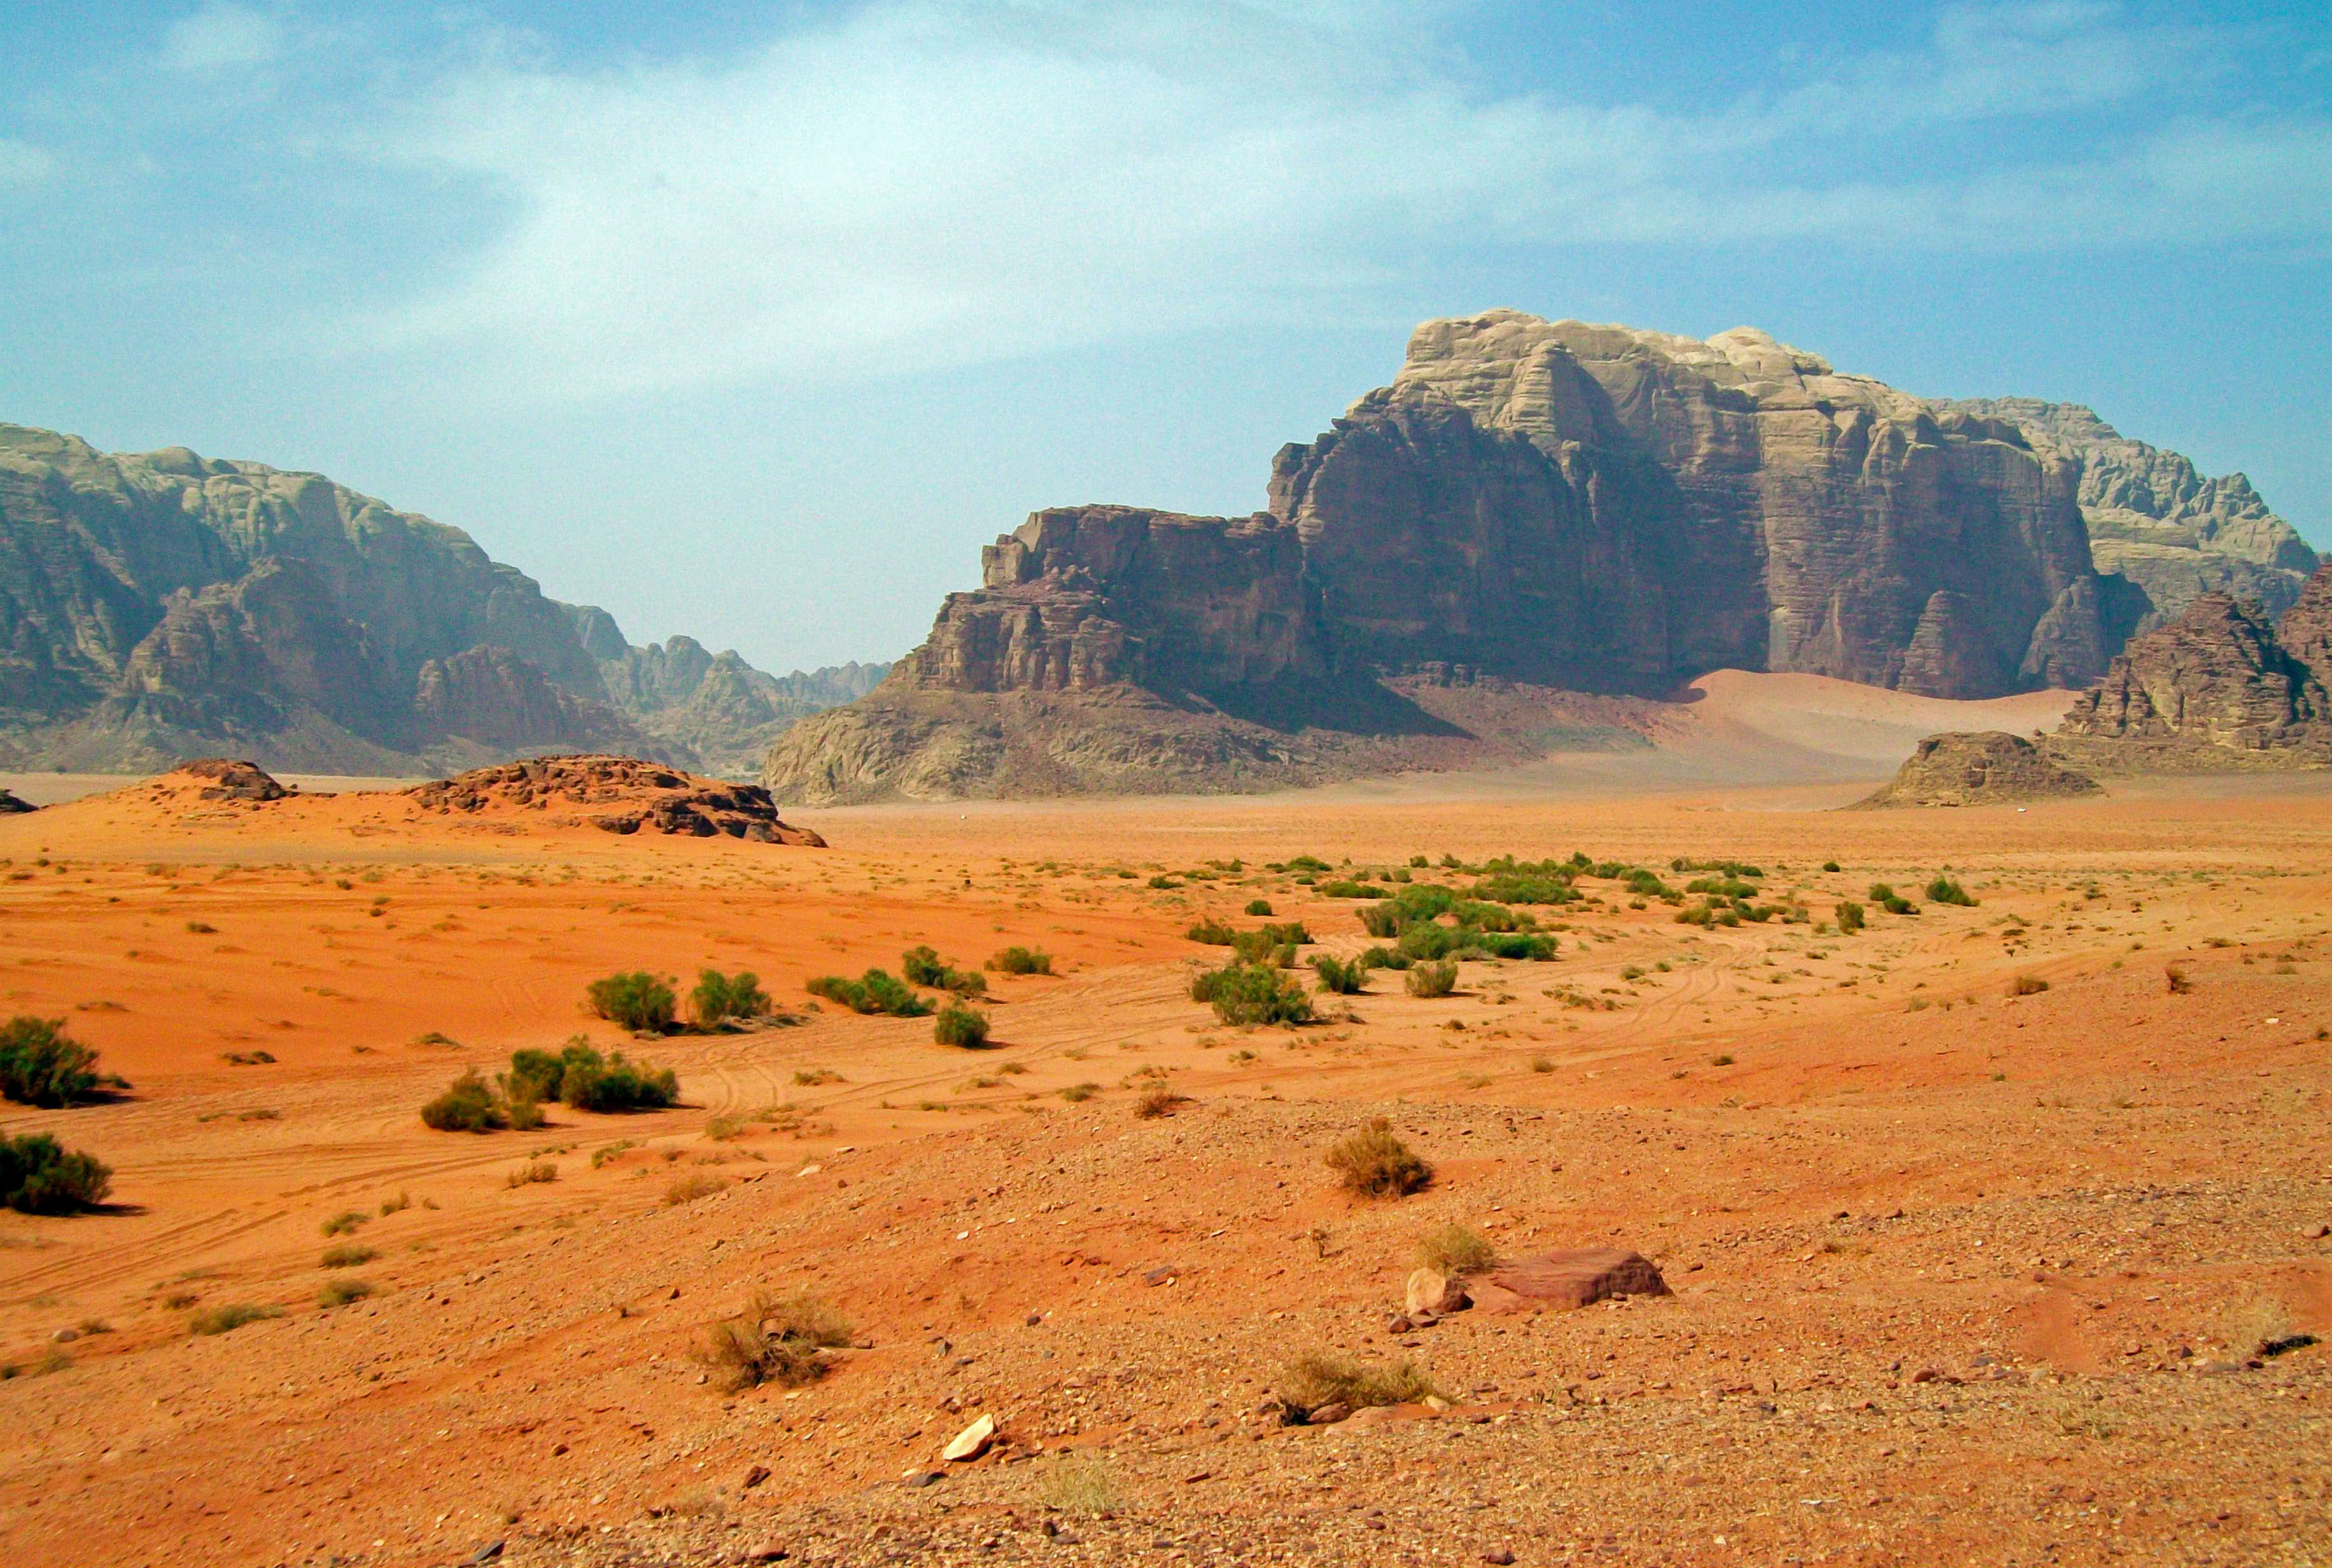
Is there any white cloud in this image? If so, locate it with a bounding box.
[162,2,284,73]
[0,139,57,186]
[366,0,2332,398]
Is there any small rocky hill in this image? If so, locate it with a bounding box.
[1855,732,2102,808]
[0,423,884,776]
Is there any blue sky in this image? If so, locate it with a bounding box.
[3,1,2328,673]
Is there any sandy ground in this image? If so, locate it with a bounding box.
[0,682,2326,1568]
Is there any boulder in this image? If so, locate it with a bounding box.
[177,758,288,802]
[1472,1248,1671,1312]
[0,788,34,814]
[1405,1268,1471,1316]
[941,1413,995,1462]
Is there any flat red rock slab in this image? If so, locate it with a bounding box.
[1476,1249,1671,1312]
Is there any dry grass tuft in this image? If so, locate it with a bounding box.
[696,1287,853,1392]
[1414,1222,1495,1275]
[1276,1350,1439,1418]
[1325,1118,1431,1198]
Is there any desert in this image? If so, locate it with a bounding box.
[2,666,2327,1567]
[8,9,2331,1565]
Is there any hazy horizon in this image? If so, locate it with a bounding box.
[4,0,2328,673]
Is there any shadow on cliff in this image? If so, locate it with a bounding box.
[1184,674,1473,738]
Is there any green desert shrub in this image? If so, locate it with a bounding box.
[901,946,986,995]
[1405,959,1459,998]
[1925,876,1977,907]
[1473,932,1556,960]
[0,1016,111,1107]
[1325,1118,1431,1197]
[1191,962,1314,1026]
[806,969,932,1017]
[691,969,770,1027]
[1184,918,1238,946]
[557,1046,679,1112]
[1310,955,1367,995]
[1358,944,1410,971]
[2008,974,2051,997]
[932,1002,992,1049]
[987,946,1053,975]
[320,1244,376,1269]
[0,1132,113,1213]
[586,972,677,1033]
[1244,899,1274,917]
[1834,900,1865,934]
[420,1070,504,1132]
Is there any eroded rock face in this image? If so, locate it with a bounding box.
[175,758,289,801]
[1857,732,2103,808]
[412,646,640,753]
[1941,398,2319,627]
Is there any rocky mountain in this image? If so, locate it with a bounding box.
[771,311,2308,802]
[0,424,885,776]
[1938,398,2317,626]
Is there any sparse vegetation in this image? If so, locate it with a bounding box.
[1276,1350,1440,1418]
[2165,963,2192,995]
[1310,954,1367,994]
[903,946,987,995]
[1405,959,1459,998]
[933,1002,992,1049]
[1059,1082,1100,1103]
[1039,1452,1121,1515]
[1244,899,1274,917]
[2009,974,2051,997]
[1925,875,1977,907]
[320,1210,368,1236]
[316,1278,376,1308]
[187,1303,281,1336]
[421,1070,507,1131]
[320,1244,376,1268]
[1191,962,1314,1026]
[1835,900,1865,934]
[505,1159,558,1187]
[987,946,1053,976]
[1325,1118,1431,1198]
[806,969,932,1017]
[586,971,678,1033]
[0,1132,113,1214]
[1414,1222,1495,1275]
[664,1172,729,1205]
[690,969,770,1028]
[696,1287,852,1391]
[1134,1088,1188,1119]
[0,1016,118,1106]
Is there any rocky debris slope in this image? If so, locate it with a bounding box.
[0,423,877,775]
[404,755,825,844]
[773,311,2290,802]
[1941,398,2318,626]
[1857,731,2104,808]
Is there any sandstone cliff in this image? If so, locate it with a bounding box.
[1939,398,2317,626]
[772,311,2310,802]
[0,423,880,775]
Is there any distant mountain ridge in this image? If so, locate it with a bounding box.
[0,423,886,776]
[768,311,2318,802]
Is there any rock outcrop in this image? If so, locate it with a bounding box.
[1857,732,2104,808]
[0,423,880,775]
[2053,586,2331,767]
[773,311,2312,802]
[0,787,35,813]
[1871,564,2332,799]
[405,755,825,844]
[1941,398,2318,627]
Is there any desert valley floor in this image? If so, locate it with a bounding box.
[1,724,2328,1567]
